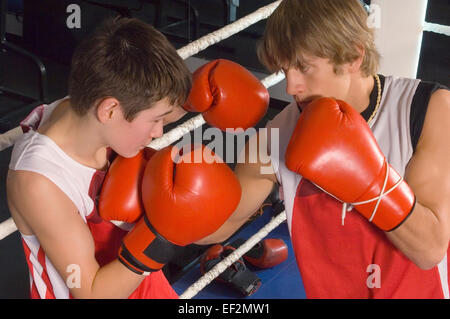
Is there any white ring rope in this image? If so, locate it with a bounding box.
[177,1,282,60]
[0,126,23,152]
[149,114,206,150]
[0,218,19,242]
[148,71,285,150]
[423,22,450,37]
[179,211,287,299]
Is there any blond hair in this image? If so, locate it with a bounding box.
[258,0,380,76]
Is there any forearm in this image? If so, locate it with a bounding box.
[195,190,261,245]
[386,201,448,270]
[196,175,275,245]
[195,218,249,245]
[72,259,145,299]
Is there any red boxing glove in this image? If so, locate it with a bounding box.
[99,148,156,225]
[184,59,269,131]
[118,144,242,275]
[230,238,288,269]
[285,98,416,231]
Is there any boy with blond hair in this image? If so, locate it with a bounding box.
[199,0,450,298]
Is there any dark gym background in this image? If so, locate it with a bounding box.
[0,0,448,299]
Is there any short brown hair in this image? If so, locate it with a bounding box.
[69,17,191,120]
[258,0,380,76]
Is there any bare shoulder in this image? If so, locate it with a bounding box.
[409,88,449,154]
[405,88,450,219]
[8,168,62,194]
[7,169,86,239]
[428,88,450,113]
[430,88,450,104]
[408,88,450,169]
[420,89,450,141]
[7,169,78,216]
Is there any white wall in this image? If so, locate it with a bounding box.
[372,0,428,79]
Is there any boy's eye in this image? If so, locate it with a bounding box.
[295,62,310,73]
[301,65,310,73]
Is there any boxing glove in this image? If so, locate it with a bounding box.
[184,59,270,131]
[200,244,261,296]
[118,144,242,275]
[285,98,415,231]
[229,238,288,269]
[99,147,156,225]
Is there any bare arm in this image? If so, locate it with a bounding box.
[196,132,277,245]
[387,89,450,269]
[7,170,145,298]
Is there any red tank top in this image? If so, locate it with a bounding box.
[290,178,445,298]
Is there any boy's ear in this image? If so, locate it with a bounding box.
[349,45,365,73]
[97,97,121,123]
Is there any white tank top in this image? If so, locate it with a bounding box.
[9,97,100,298]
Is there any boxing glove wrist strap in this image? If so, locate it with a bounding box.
[311,159,414,230]
[119,215,181,276]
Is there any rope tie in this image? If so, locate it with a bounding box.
[311,161,404,226]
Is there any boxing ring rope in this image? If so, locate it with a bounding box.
[176,0,282,60]
[0,126,22,153]
[148,71,285,150]
[0,0,449,299]
[423,22,450,37]
[180,211,287,299]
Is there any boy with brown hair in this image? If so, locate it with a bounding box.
[199,0,450,298]
[7,17,192,299]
